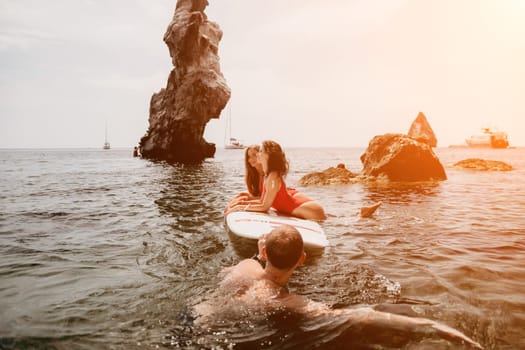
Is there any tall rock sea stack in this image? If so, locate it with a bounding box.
[139,0,230,163]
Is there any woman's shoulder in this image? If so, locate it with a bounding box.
[266,171,283,182]
[266,172,282,181]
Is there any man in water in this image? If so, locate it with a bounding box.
[196,225,482,349]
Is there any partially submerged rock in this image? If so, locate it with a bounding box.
[299,134,447,185]
[139,0,230,164]
[298,163,359,186]
[299,114,445,184]
[360,134,447,181]
[452,158,513,171]
[407,112,437,147]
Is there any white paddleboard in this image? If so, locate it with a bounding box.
[225,211,329,249]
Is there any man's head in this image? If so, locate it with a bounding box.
[263,225,305,269]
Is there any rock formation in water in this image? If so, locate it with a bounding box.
[139,0,231,163]
[452,158,513,171]
[407,112,437,147]
[298,163,359,186]
[300,119,445,185]
[360,134,447,181]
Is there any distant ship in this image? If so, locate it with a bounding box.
[465,127,509,148]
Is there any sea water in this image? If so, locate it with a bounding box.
[0,147,524,349]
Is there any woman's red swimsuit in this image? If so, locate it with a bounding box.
[264,176,311,215]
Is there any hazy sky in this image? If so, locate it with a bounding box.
[1,0,524,148]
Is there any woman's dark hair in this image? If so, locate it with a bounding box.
[245,145,261,197]
[262,140,289,177]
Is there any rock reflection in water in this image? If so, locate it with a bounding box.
[361,181,441,205]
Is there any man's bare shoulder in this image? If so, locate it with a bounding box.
[234,258,263,272]
[219,259,264,288]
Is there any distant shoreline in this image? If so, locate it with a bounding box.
[448,145,520,149]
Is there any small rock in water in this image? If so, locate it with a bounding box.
[299,165,358,186]
[452,158,513,171]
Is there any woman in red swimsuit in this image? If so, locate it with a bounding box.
[226,144,310,209]
[226,141,327,221]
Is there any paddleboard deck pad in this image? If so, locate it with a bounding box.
[225,211,328,249]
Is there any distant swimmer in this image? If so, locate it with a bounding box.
[195,225,482,349]
[133,146,139,157]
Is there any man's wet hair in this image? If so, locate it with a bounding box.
[265,225,304,269]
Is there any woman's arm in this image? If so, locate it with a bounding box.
[242,172,280,212]
[225,195,264,214]
[225,173,281,214]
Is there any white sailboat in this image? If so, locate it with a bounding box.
[225,137,245,150]
[224,102,245,150]
[103,121,111,150]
